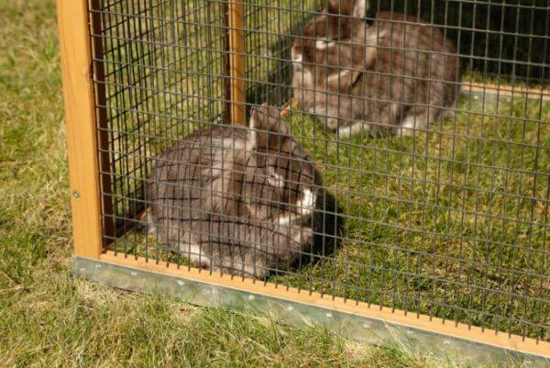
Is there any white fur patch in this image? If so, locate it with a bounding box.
[400,115,418,130]
[338,121,370,137]
[186,243,211,266]
[276,189,315,226]
[353,0,367,18]
[304,70,314,85]
[247,115,258,148]
[222,137,245,150]
[398,114,428,137]
[146,207,157,235]
[243,263,269,279]
[291,47,302,62]
[315,40,335,50]
[297,189,315,216]
[249,114,257,129]
[276,213,299,226]
[268,172,285,188]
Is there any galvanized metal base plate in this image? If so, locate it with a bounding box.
[74,256,549,367]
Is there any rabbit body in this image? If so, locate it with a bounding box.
[292,1,461,136]
[147,105,321,278]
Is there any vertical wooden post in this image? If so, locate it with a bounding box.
[89,0,115,244]
[228,1,246,125]
[56,0,103,259]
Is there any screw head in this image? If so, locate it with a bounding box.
[73,191,80,199]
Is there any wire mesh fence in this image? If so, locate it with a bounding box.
[90,0,549,342]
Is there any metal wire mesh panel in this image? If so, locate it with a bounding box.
[90,0,549,343]
[92,0,230,233]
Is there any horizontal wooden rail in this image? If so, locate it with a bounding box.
[464,82,550,100]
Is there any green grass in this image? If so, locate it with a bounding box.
[100,0,548,343]
[0,0,546,366]
[113,95,549,339]
[277,95,550,340]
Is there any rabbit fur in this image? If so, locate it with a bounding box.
[146,104,323,278]
[292,0,461,136]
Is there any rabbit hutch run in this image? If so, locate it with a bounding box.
[57,0,549,363]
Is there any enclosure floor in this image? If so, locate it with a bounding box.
[111,90,550,342]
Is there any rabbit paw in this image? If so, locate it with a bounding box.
[146,207,157,235]
[242,263,270,279]
[326,117,339,130]
[338,121,371,137]
[397,114,429,137]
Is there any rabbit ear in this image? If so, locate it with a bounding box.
[353,0,368,18]
[323,0,357,16]
[267,170,285,188]
[321,0,337,14]
[247,104,289,149]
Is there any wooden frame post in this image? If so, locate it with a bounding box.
[228,1,246,125]
[56,0,104,259]
[89,0,115,245]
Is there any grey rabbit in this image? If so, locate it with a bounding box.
[292,0,461,136]
[146,104,323,278]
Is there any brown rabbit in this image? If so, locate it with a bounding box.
[292,14,384,131]
[292,0,461,136]
[146,104,323,278]
[292,0,379,90]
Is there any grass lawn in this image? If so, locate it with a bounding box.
[0,0,546,367]
[103,0,549,342]
[278,95,550,341]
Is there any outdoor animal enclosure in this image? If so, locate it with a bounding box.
[57,0,549,360]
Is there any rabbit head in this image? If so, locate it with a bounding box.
[291,0,367,66]
[244,104,320,221]
[292,0,383,96]
[292,32,366,93]
[293,0,367,49]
